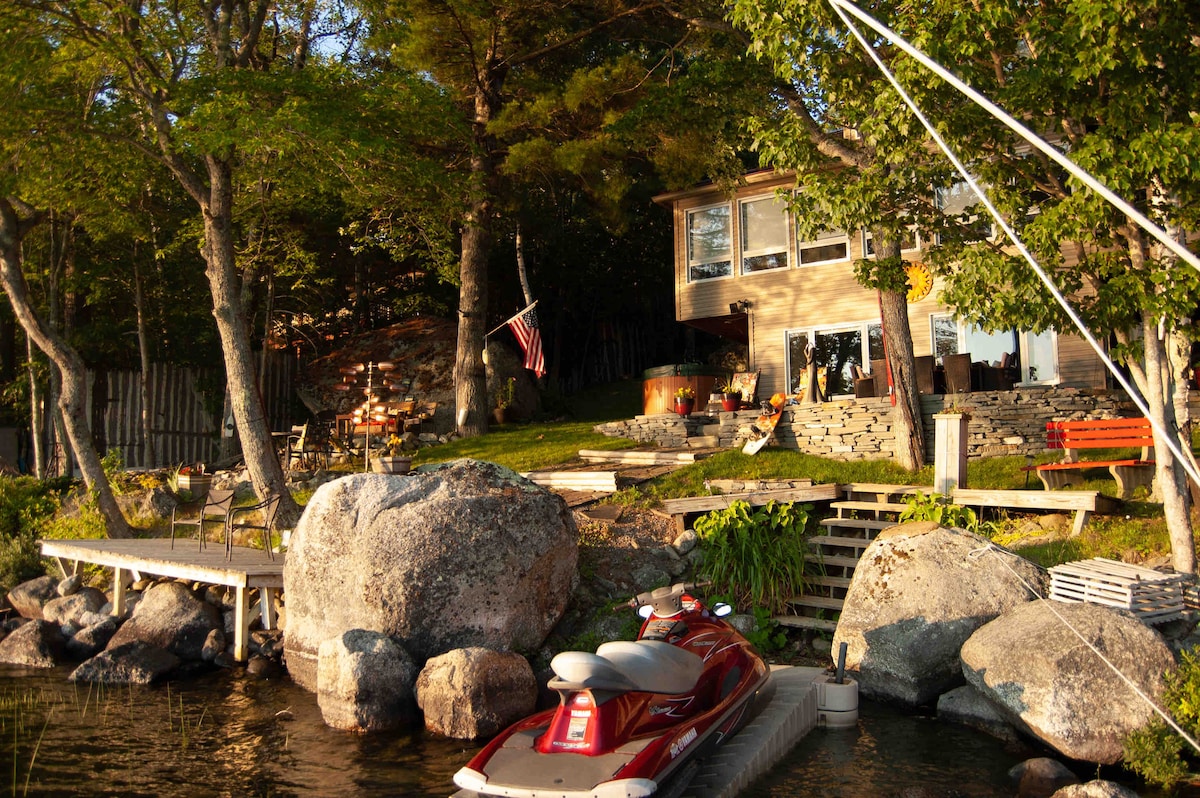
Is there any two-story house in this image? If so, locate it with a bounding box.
[653,169,1108,400]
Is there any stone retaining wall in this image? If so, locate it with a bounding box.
[593,387,1196,461]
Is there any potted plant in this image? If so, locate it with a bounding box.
[372,435,412,474]
[492,376,515,425]
[718,378,742,412]
[175,464,211,499]
[673,385,696,416]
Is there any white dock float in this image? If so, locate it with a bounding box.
[682,665,827,798]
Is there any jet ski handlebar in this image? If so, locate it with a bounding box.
[623,581,712,616]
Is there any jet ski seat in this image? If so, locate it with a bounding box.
[549,640,703,695]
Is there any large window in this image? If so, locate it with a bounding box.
[798,227,850,266]
[931,314,1058,384]
[740,195,790,274]
[787,322,885,397]
[686,204,733,282]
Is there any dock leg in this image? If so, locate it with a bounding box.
[112,567,131,617]
[1072,509,1092,537]
[259,588,277,631]
[234,586,250,662]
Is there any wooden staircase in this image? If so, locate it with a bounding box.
[776,483,927,633]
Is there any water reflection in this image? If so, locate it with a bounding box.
[0,669,1169,798]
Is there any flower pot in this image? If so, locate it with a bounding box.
[720,393,741,412]
[674,398,694,416]
[492,407,510,425]
[372,455,412,475]
[177,473,211,500]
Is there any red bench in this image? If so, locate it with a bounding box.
[1033,418,1156,500]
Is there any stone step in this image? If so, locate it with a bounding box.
[774,614,838,633]
[700,424,723,436]
[686,435,721,448]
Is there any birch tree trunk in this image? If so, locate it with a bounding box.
[0,197,130,537]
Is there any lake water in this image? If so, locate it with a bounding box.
[0,667,1164,797]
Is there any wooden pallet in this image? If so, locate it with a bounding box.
[1049,557,1187,624]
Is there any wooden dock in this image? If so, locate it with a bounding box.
[38,538,283,662]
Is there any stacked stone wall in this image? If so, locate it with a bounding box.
[592,387,1188,461]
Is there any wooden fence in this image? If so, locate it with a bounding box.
[89,353,297,470]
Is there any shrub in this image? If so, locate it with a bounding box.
[693,499,811,616]
[899,491,979,531]
[0,476,66,590]
[1123,648,1200,791]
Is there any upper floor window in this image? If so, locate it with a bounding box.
[798,227,850,266]
[686,204,733,282]
[739,195,790,274]
[936,181,994,243]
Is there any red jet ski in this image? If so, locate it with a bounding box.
[453,582,770,798]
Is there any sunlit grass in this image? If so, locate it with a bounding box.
[410,420,639,473]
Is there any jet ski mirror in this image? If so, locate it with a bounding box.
[712,603,733,617]
[637,604,654,619]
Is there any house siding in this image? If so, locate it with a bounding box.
[660,173,1108,398]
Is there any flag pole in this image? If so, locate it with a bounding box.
[485,300,539,338]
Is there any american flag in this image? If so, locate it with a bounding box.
[508,305,546,378]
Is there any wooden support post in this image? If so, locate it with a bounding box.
[234,585,250,662]
[260,587,277,631]
[112,567,131,617]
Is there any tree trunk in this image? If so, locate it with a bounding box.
[27,337,43,477]
[134,259,156,468]
[871,234,924,470]
[0,197,130,537]
[200,160,301,527]
[454,67,504,438]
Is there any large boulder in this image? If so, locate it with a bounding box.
[7,576,58,620]
[317,629,418,732]
[832,522,1048,706]
[106,581,224,662]
[0,619,64,667]
[962,600,1174,764]
[416,647,537,740]
[43,587,107,627]
[284,460,577,690]
[69,641,180,684]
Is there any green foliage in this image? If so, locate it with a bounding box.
[744,604,788,655]
[0,477,65,590]
[1124,648,1200,791]
[693,500,811,616]
[899,492,979,531]
[40,503,109,542]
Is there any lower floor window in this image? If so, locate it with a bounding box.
[931,315,1058,384]
[787,322,885,397]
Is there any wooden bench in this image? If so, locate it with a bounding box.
[952,487,1118,536]
[1031,418,1155,500]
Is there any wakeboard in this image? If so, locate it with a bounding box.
[742,403,783,455]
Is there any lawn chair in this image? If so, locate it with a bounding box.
[170,489,236,552]
[224,494,283,561]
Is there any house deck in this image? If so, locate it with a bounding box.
[38,538,283,662]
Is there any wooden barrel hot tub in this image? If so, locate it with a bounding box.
[642,365,725,415]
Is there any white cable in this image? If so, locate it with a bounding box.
[826,0,1200,492]
[828,0,1200,275]
[967,543,1200,755]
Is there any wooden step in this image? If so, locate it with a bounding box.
[774,614,838,633]
[810,554,861,569]
[578,449,698,465]
[806,575,853,591]
[788,594,845,610]
[831,500,909,515]
[707,479,813,494]
[809,535,875,551]
[521,471,618,492]
[840,483,929,501]
[820,513,897,532]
